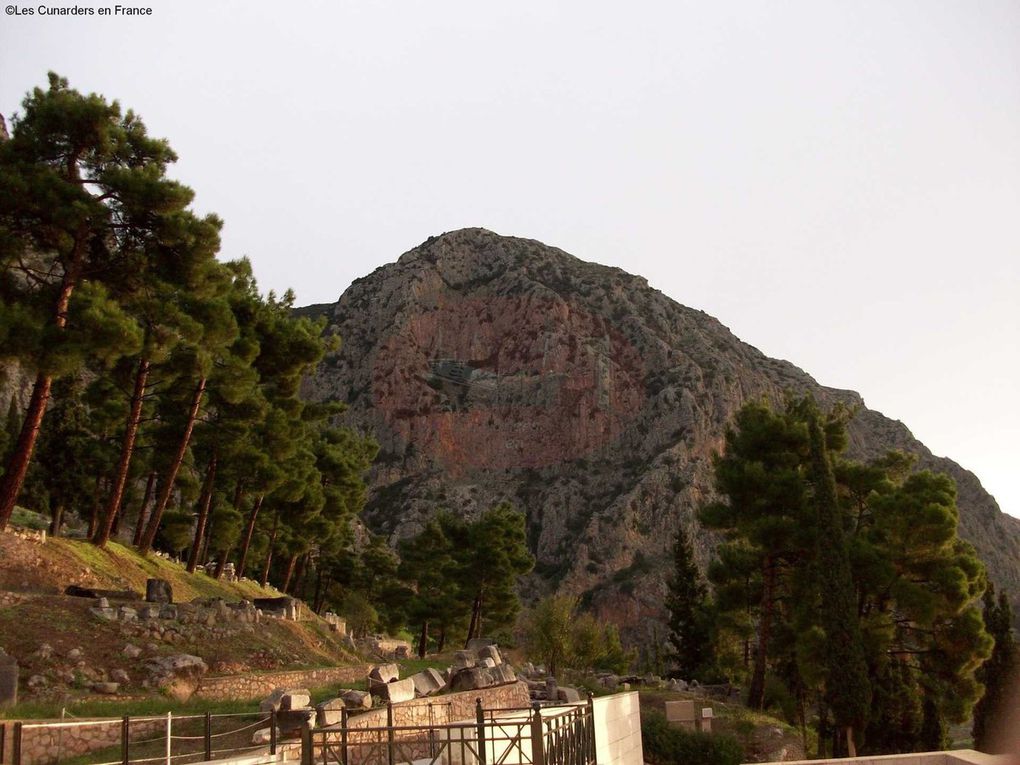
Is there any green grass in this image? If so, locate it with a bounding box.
[48,538,282,602]
[10,506,48,530]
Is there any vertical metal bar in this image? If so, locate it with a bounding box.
[1,721,7,764]
[204,712,212,761]
[475,698,486,765]
[12,722,22,765]
[387,703,395,765]
[270,711,278,755]
[165,712,172,765]
[340,708,348,765]
[530,705,544,765]
[122,715,130,765]
[586,694,595,764]
[301,725,313,765]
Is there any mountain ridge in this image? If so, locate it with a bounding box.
[301,227,1020,640]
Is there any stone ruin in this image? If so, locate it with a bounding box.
[64,579,305,627]
[251,639,522,744]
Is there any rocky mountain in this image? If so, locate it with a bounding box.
[301,228,1020,641]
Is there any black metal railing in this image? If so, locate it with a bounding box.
[9,711,276,765]
[304,699,595,765]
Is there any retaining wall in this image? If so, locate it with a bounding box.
[194,665,373,701]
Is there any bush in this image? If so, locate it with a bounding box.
[641,711,743,765]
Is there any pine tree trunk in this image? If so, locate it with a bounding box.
[87,476,105,540]
[187,452,217,573]
[747,555,776,710]
[213,552,228,579]
[417,620,429,658]
[437,626,447,653]
[465,591,483,646]
[260,510,279,588]
[0,241,83,530]
[281,553,299,593]
[95,357,150,547]
[138,376,207,554]
[49,502,65,537]
[132,471,157,547]
[236,494,264,578]
[0,372,52,530]
[846,726,856,757]
[313,569,326,613]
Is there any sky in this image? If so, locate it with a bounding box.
[1,1,1018,517]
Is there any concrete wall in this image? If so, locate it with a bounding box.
[751,750,1011,765]
[592,692,643,765]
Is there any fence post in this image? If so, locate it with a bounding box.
[586,693,595,764]
[340,708,348,765]
[270,711,277,755]
[386,703,395,765]
[301,725,313,765]
[204,712,212,761]
[530,704,544,765]
[475,698,487,765]
[165,712,172,765]
[122,715,130,765]
[1,721,6,765]
[12,722,21,765]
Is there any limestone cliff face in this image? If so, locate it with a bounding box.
[301,228,1020,640]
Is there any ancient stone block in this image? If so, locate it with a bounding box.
[452,650,477,669]
[281,690,311,710]
[276,707,315,738]
[556,686,581,703]
[93,681,120,694]
[480,657,496,669]
[316,698,346,727]
[466,638,495,651]
[333,689,367,710]
[449,667,494,692]
[145,579,173,603]
[373,677,415,703]
[410,668,446,697]
[477,645,502,665]
[368,663,399,691]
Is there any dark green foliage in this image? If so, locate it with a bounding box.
[665,523,715,679]
[805,408,870,752]
[972,584,1016,752]
[641,711,743,765]
[705,397,991,756]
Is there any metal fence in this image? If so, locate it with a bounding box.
[5,711,276,765]
[304,700,595,765]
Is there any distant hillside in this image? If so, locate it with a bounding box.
[299,228,1020,642]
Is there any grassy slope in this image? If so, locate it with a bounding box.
[52,538,283,601]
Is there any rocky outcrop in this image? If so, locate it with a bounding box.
[301,228,1020,641]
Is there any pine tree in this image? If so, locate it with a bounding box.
[972,584,1016,752]
[0,73,199,527]
[665,523,714,679]
[806,408,871,757]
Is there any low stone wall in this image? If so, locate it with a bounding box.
[333,682,531,765]
[345,680,531,729]
[1,717,165,765]
[194,665,373,701]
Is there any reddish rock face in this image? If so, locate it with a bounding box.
[372,296,647,473]
[302,227,1020,646]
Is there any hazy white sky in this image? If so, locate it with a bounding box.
[2,1,1018,516]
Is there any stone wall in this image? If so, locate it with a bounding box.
[194,665,373,701]
[1,717,165,765]
[330,682,531,765]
